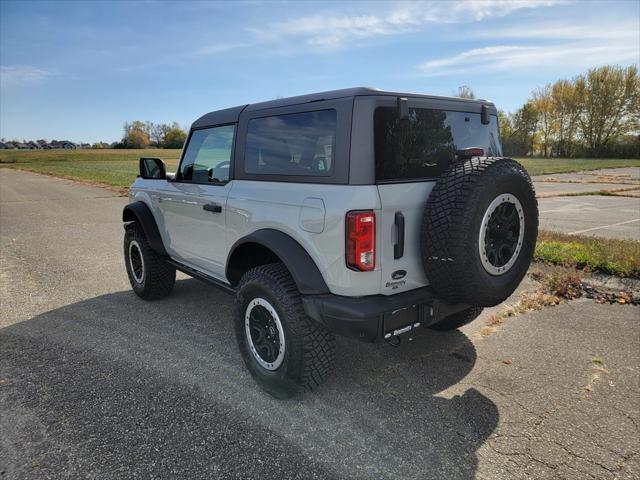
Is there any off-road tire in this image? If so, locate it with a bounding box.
[124,223,176,300]
[234,263,336,399]
[430,307,484,331]
[421,157,538,307]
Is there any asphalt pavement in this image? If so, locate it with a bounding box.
[538,195,640,239]
[1,168,639,479]
[532,167,640,240]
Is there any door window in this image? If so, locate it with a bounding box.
[244,110,336,177]
[179,125,235,183]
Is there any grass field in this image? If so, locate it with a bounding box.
[535,230,640,278]
[0,149,182,191]
[0,149,638,191]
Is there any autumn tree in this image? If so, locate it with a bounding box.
[162,124,187,148]
[531,85,555,157]
[576,65,639,154]
[500,64,639,158]
[122,121,150,148]
[503,103,539,156]
[551,79,581,157]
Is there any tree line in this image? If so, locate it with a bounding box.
[496,65,639,158]
[112,121,187,149]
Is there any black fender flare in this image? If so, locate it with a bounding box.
[227,229,329,295]
[122,201,167,256]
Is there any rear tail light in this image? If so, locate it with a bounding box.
[346,210,376,271]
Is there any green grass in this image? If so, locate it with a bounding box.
[535,230,640,278]
[0,149,181,191]
[0,149,638,191]
[514,157,640,176]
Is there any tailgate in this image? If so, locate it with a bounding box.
[376,182,434,295]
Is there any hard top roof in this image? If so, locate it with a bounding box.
[191,87,495,129]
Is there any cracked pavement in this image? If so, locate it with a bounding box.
[1,168,639,479]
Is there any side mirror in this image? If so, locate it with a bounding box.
[139,157,166,179]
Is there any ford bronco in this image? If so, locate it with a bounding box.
[123,88,538,398]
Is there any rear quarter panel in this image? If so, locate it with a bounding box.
[226,180,382,296]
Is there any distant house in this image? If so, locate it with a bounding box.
[26,141,40,149]
[0,142,9,149]
[3,142,17,149]
[14,142,28,149]
[50,140,77,149]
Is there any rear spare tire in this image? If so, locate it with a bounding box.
[421,158,538,307]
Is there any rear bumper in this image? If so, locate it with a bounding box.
[302,287,469,342]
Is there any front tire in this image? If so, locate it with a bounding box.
[234,263,335,399]
[124,223,176,300]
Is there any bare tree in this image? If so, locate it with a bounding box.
[149,123,171,147]
[455,85,475,99]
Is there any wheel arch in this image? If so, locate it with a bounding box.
[122,201,168,256]
[226,229,329,295]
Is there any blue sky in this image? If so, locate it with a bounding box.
[1,0,638,143]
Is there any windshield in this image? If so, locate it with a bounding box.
[374,107,502,182]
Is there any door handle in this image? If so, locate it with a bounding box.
[203,203,222,213]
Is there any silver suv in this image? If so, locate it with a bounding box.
[123,87,538,398]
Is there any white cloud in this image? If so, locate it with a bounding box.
[192,42,247,57]
[0,66,51,87]
[474,21,639,41]
[254,0,569,50]
[418,39,639,77]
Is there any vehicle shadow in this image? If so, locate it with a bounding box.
[1,278,498,479]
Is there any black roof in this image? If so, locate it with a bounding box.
[191,87,494,129]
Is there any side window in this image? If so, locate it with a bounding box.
[179,124,235,183]
[244,109,336,177]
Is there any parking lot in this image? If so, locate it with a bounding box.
[533,167,640,240]
[1,168,639,479]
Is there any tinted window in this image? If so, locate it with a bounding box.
[179,125,235,183]
[245,110,336,177]
[374,107,502,181]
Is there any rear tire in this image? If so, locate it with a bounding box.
[429,307,483,331]
[421,158,538,307]
[234,263,335,399]
[124,223,175,300]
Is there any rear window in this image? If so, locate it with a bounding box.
[374,107,502,182]
[244,109,336,177]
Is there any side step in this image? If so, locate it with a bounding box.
[166,259,236,295]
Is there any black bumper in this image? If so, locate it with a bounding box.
[302,287,469,342]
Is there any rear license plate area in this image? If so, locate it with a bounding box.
[383,304,419,338]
